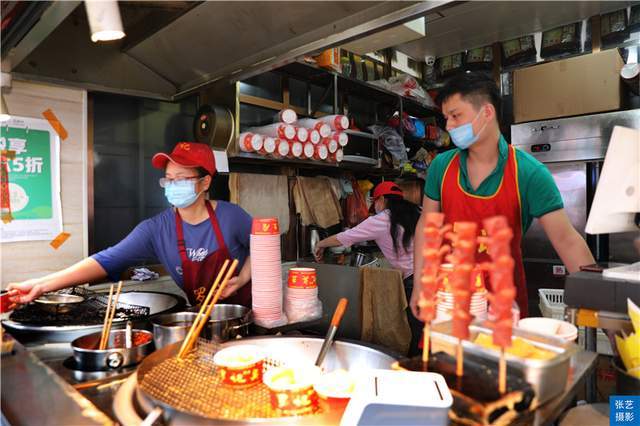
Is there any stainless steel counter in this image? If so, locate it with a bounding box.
[1,334,598,426]
[1,340,113,426]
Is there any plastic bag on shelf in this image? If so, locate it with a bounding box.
[369,125,408,166]
[387,74,434,107]
[345,178,369,227]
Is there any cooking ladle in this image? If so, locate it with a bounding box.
[315,298,348,367]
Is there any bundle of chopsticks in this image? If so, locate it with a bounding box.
[177,259,239,359]
[99,281,123,350]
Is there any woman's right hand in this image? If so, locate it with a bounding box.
[6,280,45,305]
[313,246,325,262]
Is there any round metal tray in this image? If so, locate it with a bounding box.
[2,292,185,343]
[134,336,398,425]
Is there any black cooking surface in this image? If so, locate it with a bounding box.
[9,288,150,326]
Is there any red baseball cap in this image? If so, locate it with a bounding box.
[151,142,216,176]
[373,181,404,200]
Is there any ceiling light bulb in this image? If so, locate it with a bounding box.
[84,0,125,42]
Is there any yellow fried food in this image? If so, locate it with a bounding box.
[473,333,555,360]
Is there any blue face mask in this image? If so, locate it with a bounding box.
[164,179,203,208]
[449,109,487,150]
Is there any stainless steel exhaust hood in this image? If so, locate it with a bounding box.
[4,1,451,100]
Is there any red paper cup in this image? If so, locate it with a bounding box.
[325,138,338,154]
[317,123,332,138]
[278,109,297,125]
[329,148,343,163]
[239,132,263,153]
[290,141,303,158]
[252,218,280,235]
[321,115,349,131]
[279,124,296,140]
[313,144,328,161]
[288,267,317,289]
[296,127,309,143]
[275,139,290,158]
[303,142,314,159]
[263,137,277,155]
[309,129,321,145]
[333,132,349,147]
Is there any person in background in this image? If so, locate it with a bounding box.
[8,142,253,308]
[411,72,595,320]
[314,181,423,355]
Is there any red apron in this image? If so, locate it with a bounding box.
[175,201,251,307]
[441,145,528,317]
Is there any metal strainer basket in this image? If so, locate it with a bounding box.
[136,336,398,424]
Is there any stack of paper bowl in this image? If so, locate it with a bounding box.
[285,268,322,323]
[250,218,287,328]
[435,289,488,323]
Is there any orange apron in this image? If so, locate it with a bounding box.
[441,145,528,317]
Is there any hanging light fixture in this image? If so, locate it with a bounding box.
[84,0,125,42]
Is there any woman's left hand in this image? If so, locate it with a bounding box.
[220,276,245,299]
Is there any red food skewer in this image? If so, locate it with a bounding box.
[482,216,516,394]
[419,213,450,365]
[446,222,478,377]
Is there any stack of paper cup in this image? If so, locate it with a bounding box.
[250,218,287,328]
[285,268,322,323]
[435,289,488,323]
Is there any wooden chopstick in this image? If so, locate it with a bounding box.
[100,281,123,350]
[177,260,230,358]
[179,260,229,356]
[186,259,239,353]
[99,284,115,349]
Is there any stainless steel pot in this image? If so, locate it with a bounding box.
[151,305,251,349]
[71,329,155,370]
[350,251,377,267]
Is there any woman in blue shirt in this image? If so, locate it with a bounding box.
[8,142,253,307]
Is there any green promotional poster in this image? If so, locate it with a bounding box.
[0,116,61,243]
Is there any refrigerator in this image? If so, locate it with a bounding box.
[511,109,640,314]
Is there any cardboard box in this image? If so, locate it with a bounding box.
[514,50,624,123]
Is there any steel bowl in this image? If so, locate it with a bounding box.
[34,294,85,314]
[71,329,155,370]
[151,305,252,349]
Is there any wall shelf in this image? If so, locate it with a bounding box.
[276,61,443,119]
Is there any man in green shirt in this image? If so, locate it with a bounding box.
[411,72,595,319]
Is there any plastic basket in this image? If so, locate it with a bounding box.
[538,288,566,320]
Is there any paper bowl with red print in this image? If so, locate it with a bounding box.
[213,345,265,388]
[263,365,321,415]
[251,218,280,235]
[288,268,317,289]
